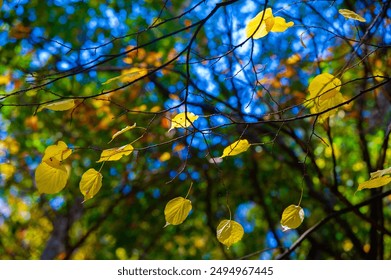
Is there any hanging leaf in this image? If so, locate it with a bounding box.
[246,8,293,39]
[96,144,134,162]
[357,176,391,191]
[221,139,251,158]
[216,219,244,248]
[339,9,366,22]
[164,197,192,226]
[102,67,148,85]
[370,167,391,179]
[42,141,72,162]
[108,123,136,143]
[35,161,69,194]
[79,168,103,201]
[168,112,199,132]
[281,205,304,231]
[38,99,76,112]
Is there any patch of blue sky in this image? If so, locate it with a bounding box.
[210,115,230,127]
[122,184,132,195]
[49,196,65,211]
[152,188,160,199]
[240,0,256,13]
[190,170,200,181]
[234,201,256,233]
[0,198,11,218]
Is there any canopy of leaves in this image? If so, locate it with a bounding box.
[0,0,391,260]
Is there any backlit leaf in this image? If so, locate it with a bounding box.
[42,141,72,162]
[96,144,134,162]
[281,205,304,231]
[35,161,69,194]
[216,219,244,248]
[168,112,199,132]
[246,8,274,39]
[108,123,136,143]
[221,139,251,158]
[370,167,391,179]
[308,73,341,101]
[339,9,366,22]
[102,67,148,85]
[357,176,391,191]
[271,16,294,32]
[79,168,103,201]
[164,197,192,226]
[38,99,76,112]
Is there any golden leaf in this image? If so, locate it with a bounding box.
[102,67,148,85]
[281,205,304,231]
[164,197,192,226]
[357,176,391,191]
[96,144,134,162]
[79,168,103,201]
[35,161,69,194]
[221,139,251,158]
[42,141,72,162]
[108,123,136,143]
[168,112,199,132]
[339,9,366,22]
[216,219,244,248]
[38,99,76,112]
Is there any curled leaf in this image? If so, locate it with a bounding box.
[357,176,391,191]
[38,99,76,112]
[216,219,244,248]
[96,144,134,162]
[221,139,251,158]
[108,123,136,143]
[168,112,199,132]
[281,205,304,231]
[42,141,72,162]
[164,197,192,226]
[370,167,391,179]
[35,161,69,194]
[339,9,366,22]
[79,168,103,201]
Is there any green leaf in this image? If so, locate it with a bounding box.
[216,219,244,248]
[281,205,304,231]
[79,168,103,202]
[38,99,76,112]
[164,197,192,226]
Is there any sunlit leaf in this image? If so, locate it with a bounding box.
[102,67,148,85]
[308,73,341,101]
[310,91,345,123]
[164,197,192,226]
[246,8,293,39]
[96,144,134,162]
[221,139,251,158]
[79,168,103,201]
[216,219,244,248]
[38,99,76,112]
[339,9,366,22]
[370,167,391,179]
[281,205,304,231]
[42,141,72,162]
[357,176,391,191]
[246,8,274,39]
[108,123,136,143]
[271,16,294,32]
[35,161,69,194]
[168,112,199,132]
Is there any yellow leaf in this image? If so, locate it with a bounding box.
[246,8,275,39]
[42,141,72,162]
[168,112,199,132]
[0,163,16,180]
[96,144,134,162]
[308,73,341,101]
[164,197,192,226]
[370,167,391,179]
[108,123,136,143]
[310,91,345,123]
[357,176,391,191]
[221,139,251,158]
[216,219,244,248]
[79,168,103,201]
[0,74,10,85]
[35,161,69,194]
[339,9,366,22]
[102,67,148,85]
[281,205,304,231]
[38,99,76,112]
[270,16,294,32]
